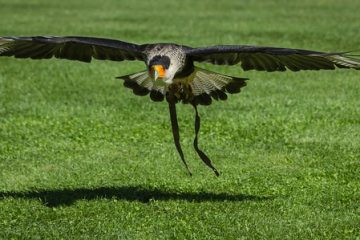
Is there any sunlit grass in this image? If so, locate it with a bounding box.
[0,0,359,239]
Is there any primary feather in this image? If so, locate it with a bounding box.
[0,36,145,62]
[186,45,360,71]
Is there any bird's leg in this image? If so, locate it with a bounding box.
[191,103,220,176]
[168,101,192,176]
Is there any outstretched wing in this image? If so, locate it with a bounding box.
[0,36,145,63]
[186,45,360,72]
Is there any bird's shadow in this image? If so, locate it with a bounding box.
[0,185,272,207]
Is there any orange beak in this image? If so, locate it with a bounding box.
[150,65,165,80]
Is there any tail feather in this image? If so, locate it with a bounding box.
[117,68,248,105]
[117,71,166,101]
[190,67,248,105]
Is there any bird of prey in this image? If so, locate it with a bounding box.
[1,36,359,176]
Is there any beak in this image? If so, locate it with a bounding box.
[150,65,165,80]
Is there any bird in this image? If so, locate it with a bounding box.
[1,36,359,176]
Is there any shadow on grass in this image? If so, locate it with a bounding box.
[0,186,272,207]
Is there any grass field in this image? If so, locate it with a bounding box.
[1,0,360,239]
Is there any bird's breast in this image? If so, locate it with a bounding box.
[167,72,197,103]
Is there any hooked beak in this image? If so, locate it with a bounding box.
[150,65,165,80]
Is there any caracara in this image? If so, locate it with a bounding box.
[1,36,359,176]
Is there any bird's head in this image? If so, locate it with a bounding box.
[149,64,166,80]
[148,55,173,83]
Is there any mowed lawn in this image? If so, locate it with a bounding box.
[0,0,359,239]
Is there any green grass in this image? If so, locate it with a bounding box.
[1,0,360,239]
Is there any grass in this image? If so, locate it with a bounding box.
[0,0,360,239]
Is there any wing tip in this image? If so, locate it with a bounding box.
[331,53,360,70]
